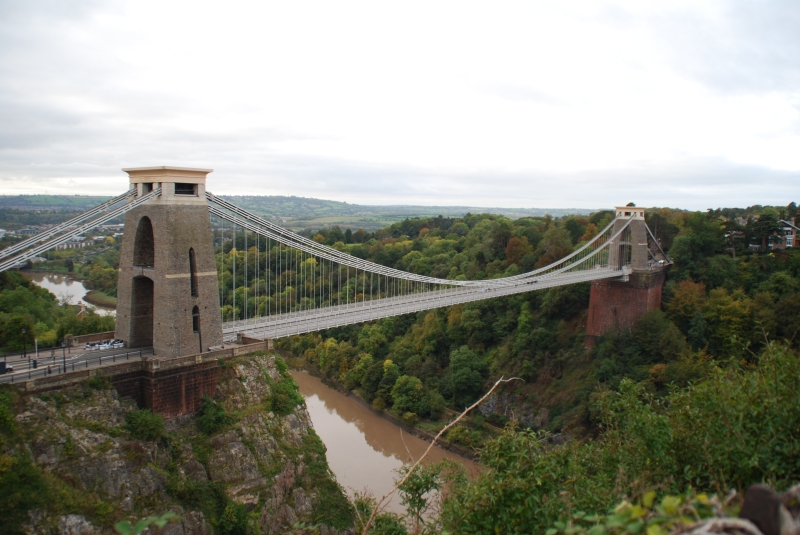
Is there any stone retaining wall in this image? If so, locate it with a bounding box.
[13,340,270,418]
[585,269,666,347]
[63,331,116,347]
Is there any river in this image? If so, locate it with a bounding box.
[23,272,116,316]
[290,370,480,514]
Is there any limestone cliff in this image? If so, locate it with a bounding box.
[0,352,353,534]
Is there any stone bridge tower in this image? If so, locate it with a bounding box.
[585,206,667,347]
[116,167,223,358]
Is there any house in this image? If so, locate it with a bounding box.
[772,219,799,250]
[54,235,99,251]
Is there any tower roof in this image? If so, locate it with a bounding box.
[122,166,213,184]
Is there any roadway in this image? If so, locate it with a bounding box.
[223,266,630,341]
[0,345,154,384]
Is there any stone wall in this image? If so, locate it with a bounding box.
[14,341,270,418]
[64,331,116,347]
[585,269,666,347]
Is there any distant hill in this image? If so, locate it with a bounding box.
[0,195,112,211]
[0,194,597,232]
[219,195,597,231]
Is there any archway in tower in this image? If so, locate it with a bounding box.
[133,216,155,267]
[130,276,154,348]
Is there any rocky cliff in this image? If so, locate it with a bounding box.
[0,352,353,534]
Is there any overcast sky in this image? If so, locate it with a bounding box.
[0,1,798,210]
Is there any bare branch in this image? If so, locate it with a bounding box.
[361,376,522,535]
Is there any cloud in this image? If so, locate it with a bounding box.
[0,0,798,210]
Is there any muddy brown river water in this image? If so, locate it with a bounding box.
[290,370,480,514]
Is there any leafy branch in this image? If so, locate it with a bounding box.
[361,376,522,535]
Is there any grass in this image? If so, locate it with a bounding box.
[298,430,355,529]
[83,290,117,308]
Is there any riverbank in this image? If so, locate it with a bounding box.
[284,352,480,462]
[83,289,117,308]
[20,271,116,315]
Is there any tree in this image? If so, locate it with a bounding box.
[748,212,782,251]
[564,218,586,244]
[669,212,724,278]
[391,375,424,414]
[534,227,573,268]
[665,280,707,331]
[445,346,488,408]
[646,212,680,251]
[504,236,533,267]
[580,223,599,242]
[376,360,400,407]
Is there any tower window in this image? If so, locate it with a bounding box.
[175,183,197,195]
[192,306,200,332]
[189,248,198,297]
[133,216,154,267]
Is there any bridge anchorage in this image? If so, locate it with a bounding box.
[0,167,670,361]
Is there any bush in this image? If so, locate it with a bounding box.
[440,344,800,534]
[124,409,164,441]
[401,412,418,426]
[268,378,303,416]
[0,452,48,532]
[0,386,17,434]
[85,374,111,390]
[195,397,231,435]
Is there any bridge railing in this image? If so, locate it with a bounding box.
[0,187,161,273]
[0,348,154,384]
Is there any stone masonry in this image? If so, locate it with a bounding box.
[585,206,666,347]
[115,167,223,358]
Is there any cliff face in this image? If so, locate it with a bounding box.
[1,352,353,534]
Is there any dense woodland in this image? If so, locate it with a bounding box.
[1,202,799,533]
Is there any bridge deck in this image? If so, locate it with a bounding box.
[223,267,630,341]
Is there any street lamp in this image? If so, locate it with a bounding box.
[21,328,28,366]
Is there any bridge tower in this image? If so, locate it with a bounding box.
[585,206,666,347]
[116,167,223,358]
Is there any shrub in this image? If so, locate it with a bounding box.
[401,412,418,426]
[440,344,800,534]
[124,409,164,441]
[0,386,17,434]
[269,378,303,416]
[195,397,231,435]
[86,374,111,390]
[0,452,48,532]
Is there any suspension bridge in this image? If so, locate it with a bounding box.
[0,167,669,360]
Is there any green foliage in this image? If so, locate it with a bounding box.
[85,374,112,391]
[166,477,248,535]
[217,502,248,535]
[269,377,304,416]
[114,512,179,535]
[0,386,17,435]
[124,409,165,441]
[0,452,48,533]
[195,396,231,435]
[444,346,488,408]
[353,492,407,535]
[298,431,355,529]
[391,375,424,414]
[439,344,800,534]
[397,462,444,532]
[548,490,729,535]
